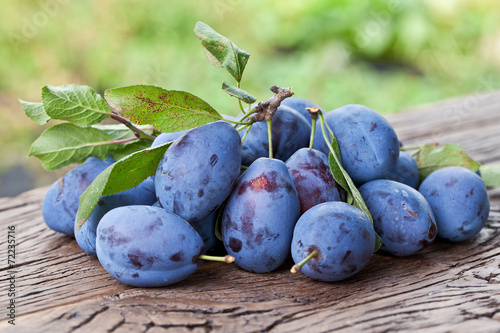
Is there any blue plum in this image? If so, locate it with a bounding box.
[286,148,345,215]
[291,201,375,282]
[75,178,157,254]
[383,151,420,189]
[240,105,311,166]
[221,158,300,273]
[155,121,242,222]
[359,179,437,256]
[419,166,489,242]
[96,205,205,287]
[314,104,400,185]
[280,97,321,124]
[149,201,218,251]
[42,156,114,236]
[190,210,219,252]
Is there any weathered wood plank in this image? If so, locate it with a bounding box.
[1,91,500,332]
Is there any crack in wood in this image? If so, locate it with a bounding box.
[70,306,109,331]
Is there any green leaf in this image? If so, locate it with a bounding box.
[92,124,153,161]
[92,124,154,141]
[479,164,500,188]
[41,84,111,127]
[221,81,257,104]
[413,143,481,182]
[194,21,250,83]
[19,100,50,125]
[105,85,223,133]
[28,123,117,170]
[110,140,152,161]
[75,142,171,230]
[328,152,349,194]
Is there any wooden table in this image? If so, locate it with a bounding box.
[2,91,500,333]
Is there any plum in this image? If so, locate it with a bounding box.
[190,210,219,252]
[155,121,242,223]
[359,179,437,256]
[313,104,399,185]
[221,158,300,273]
[75,178,157,254]
[151,201,219,251]
[280,97,321,124]
[291,201,375,282]
[42,156,114,236]
[383,151,420,189]
[285,148,345,215]
[96,205,205,287]
[240,105,311,166]
[419,166,489,242]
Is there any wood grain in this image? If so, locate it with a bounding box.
[1,91,500,333]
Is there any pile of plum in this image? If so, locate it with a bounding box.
[42,99,490,287]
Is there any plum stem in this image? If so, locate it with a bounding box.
[233,101,255,129]
[222,118,253,126]
[235,106,256,126]
[307,107,320,149]
[237,99,245,115]
[267,119,273,158]
[236,123,252,132]
[309,118,316,149]
[240,124,253,143]
[290,250,318,273]
[198,254,235,264]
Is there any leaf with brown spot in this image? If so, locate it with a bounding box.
[105,85,224,133]
[194,21,250,83]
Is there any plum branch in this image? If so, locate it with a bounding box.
[109,112,156,141]
[251,86,294,122]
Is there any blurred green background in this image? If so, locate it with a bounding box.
[1,0,500,197]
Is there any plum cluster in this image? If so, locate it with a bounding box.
[42,98,490,285]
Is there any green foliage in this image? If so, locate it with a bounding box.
[92,124,154,161]
[41,85,111,126]
[75,142,171,230]
[221,82,256,104]
[28,123,116,170]
[479,165,500,188]
[411,143,481,181]
[194,21,250,83]
[104,85,223,133]
[19,100,49,125]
